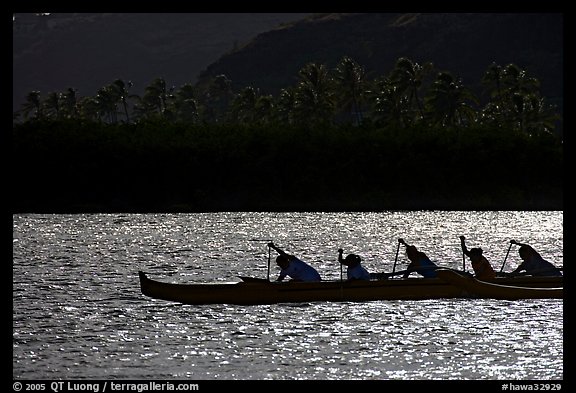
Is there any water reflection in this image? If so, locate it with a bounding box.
[13,212,562,379]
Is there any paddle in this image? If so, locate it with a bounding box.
[377,269,415,279]
[267,243,271,281]
[237,241,273,283]
[392,238,404,274]
[338,248,344,281]
[249,238,273,281]
[499,239,517,273]
[459,236,466,272]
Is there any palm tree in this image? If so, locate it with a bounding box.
[480,63,552,134]
[334,56,366,125]
[146,77,170,114]
[77,96,101,121]
[368,77,406,127]
[20,91,43,120]
[230,86,258,124]
[111,79,133,123]
[509,92,559,136]
[522,95,560,136]
[424,72,478,127]
[274,87,296,125]
[43,91,61,119]
[170,83,199,123]
[481,62,505,109]
[95,85,119,123]
[254,94,274,125]
[61,87,79,119]
[132,77,173,121]
[201,74,233,123]
[293,62,335,125]
[389,57,433,123]
[501,63,540,97]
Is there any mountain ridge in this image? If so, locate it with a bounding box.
[196,13,563,112]
[13,13,563,115]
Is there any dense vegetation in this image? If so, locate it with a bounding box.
[13,119,562,212]
[13,57,563,212]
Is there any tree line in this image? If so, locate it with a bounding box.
[13,56,561,137]
[12,56,563,212]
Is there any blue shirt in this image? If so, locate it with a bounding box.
[347,264,371,280]
[408,256,438,278]
[277,257,321,282]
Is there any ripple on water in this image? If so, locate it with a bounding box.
[13,212,563,380]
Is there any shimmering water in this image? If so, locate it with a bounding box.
[13,212,563,380]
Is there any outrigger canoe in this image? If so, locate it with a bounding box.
[138,270,563,305]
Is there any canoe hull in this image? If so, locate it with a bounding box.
[138,271,563,305]
[436,269,563,300]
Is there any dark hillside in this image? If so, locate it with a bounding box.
[196,13,563,112]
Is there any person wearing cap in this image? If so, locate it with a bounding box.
[338,249,371,280]
[400,240,439,278]
[268,242,321,282]
[459,236,496,280]
[507,241,562,277]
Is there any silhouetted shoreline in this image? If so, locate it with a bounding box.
[12,120,563,213]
